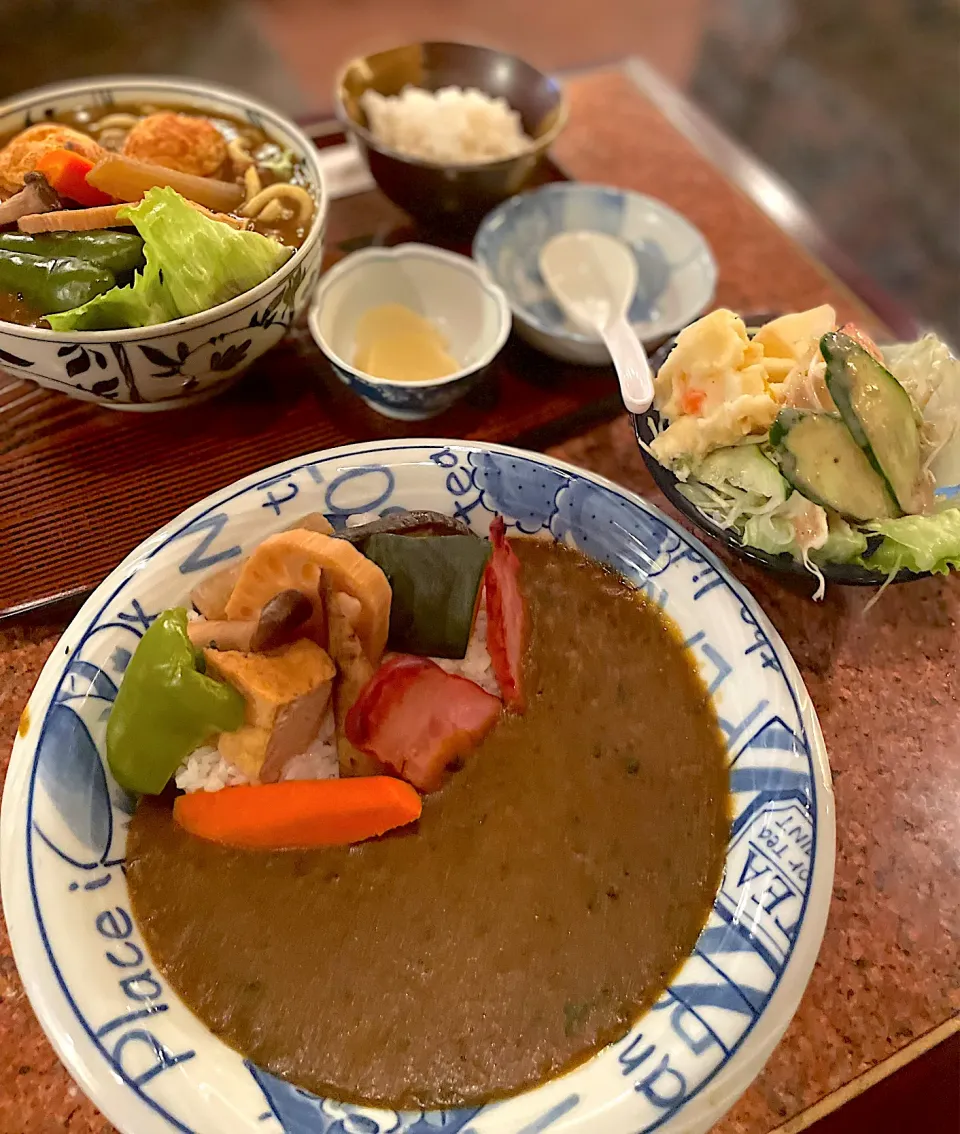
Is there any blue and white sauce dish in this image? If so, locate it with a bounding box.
[1,439,833,1134]
[473,183,717,365]
[308,245,511,420]
[0,76,328,411]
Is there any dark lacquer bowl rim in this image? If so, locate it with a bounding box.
[334,40,568,174]
[633,317,925,587]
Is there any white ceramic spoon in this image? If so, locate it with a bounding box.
[539,230,654,413]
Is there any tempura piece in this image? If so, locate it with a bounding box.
[123,112,228,178]
[0,124,102,194]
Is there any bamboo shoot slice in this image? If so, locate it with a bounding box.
[225,530,391,663]
[87,153,243,212]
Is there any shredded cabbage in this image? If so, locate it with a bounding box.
[741,510,798,556]
[48,187,293,331]
[675,446,832,593]
[886,333,960,494]
[743,493,828,597]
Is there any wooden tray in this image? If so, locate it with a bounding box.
[0,137,623,622]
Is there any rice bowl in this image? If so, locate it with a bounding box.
[336,42,568,223]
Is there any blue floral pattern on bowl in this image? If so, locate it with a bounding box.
[326,361,488,420]
[0,441,834,1134]
[473,184,717,365]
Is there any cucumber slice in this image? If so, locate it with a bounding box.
[821,330,922,512]
[364,534,491,659]
[770,409,900,522]
[697,445,789,503]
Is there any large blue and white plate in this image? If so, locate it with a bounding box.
[0,440,834,1134]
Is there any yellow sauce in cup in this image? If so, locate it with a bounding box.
[354,303,459,383]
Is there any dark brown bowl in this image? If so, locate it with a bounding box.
[335,41,567,227]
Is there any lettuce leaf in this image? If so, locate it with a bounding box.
[48,187,293,331]
[47,240,177,331]
[812,514,868,564]
[862,508,960,574]
[741,493,827,558]
[741,510,797,556]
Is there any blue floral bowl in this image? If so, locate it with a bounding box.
[0,76,328,411]
[0,440,834,1134]
[473,183,716,365]
[309,245,511,420]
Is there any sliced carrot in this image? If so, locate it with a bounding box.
[34,149,114,207]
[172,777,421,849]
[680,386,707,415]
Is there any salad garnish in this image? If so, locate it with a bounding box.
[645,307,960,596]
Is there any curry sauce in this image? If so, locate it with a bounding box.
[126,539,730,1108]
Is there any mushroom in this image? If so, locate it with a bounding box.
[250,589,313,651]
[187,589,313,653]
[336,510,472,546]
[190,515,333,620]
[0,172,61,227]
[186,617,256,652]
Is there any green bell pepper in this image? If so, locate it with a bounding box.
[106,607,245,795]
[0,249,115,315]
[0,231,146,275]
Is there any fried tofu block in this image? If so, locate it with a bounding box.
[205,639,336,781]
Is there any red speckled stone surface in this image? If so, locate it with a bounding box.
[1,67,957,1134]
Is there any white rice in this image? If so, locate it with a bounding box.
[360,85,531,164]
[176,604,498,793]
[432,605,499,696]
[175,745,250,793]
[345,511,381,528]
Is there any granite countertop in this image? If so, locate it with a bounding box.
[1,66,957,1134]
